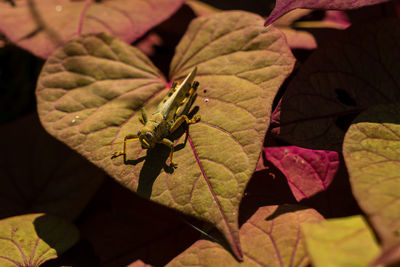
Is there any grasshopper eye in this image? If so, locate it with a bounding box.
[137,130,141,136]
[145,132,153,139]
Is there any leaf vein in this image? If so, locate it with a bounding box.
[187,134,242,258]
[198,121,249,161]
[28,237,40,266]
[0,255,22,266]
[249,220,284,267]
[171,18,208,75]
[173,23,260,76]
[0,236,28,266]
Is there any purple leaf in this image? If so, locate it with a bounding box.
[265,0,389,26]
[264,146,339,201]
[272,9,350,50]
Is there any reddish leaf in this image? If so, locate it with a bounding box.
[264,146,339,201]
[273,9,350,50]
[272,9,317,50]
[255,155,269,172]
[127,260,152,267]
[290,11,351,30]
[279,27,318,50]
[265,0,389,26]
[186,4,347,51]
[0,33,5,48]
[322,11,351,29]
[0,0,184,58]
[242,157,363,223]
[135,33,163,56]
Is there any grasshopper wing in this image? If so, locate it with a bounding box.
[156,67,197,121]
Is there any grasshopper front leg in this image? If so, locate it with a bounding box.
[160,138,177,168]
[111,134,139,158]
[138,108,148,125]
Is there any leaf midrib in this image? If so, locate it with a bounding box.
[187,134,242,258]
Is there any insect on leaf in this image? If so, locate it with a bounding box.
[36,11,295,259]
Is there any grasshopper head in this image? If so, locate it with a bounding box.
[137,129,156,149]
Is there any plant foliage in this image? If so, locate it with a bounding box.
[0,0,399,265]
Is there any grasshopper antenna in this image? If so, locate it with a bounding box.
[105,138,138,146]
[181,218,221,243]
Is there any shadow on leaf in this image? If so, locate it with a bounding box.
[132,108,200,198]
[137,144,171,198]
[28,214,80,265]
[34,214,79,254]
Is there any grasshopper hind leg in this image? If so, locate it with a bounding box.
[170,114,200,133]
[160,138,177,168]
[162,114,199,168]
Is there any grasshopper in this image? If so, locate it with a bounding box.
[111,67,200,167]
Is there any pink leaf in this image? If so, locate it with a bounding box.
[135,33,163,56]
[127,260,152,267]
[264,146,339,201]
[265,0,389,26]
[323,11,351,29]
[0,0,184,58]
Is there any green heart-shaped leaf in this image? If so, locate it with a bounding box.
[0,213,79,266]
[343,104,400,247]
[36,11,295,258]
[302,215,381,267]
